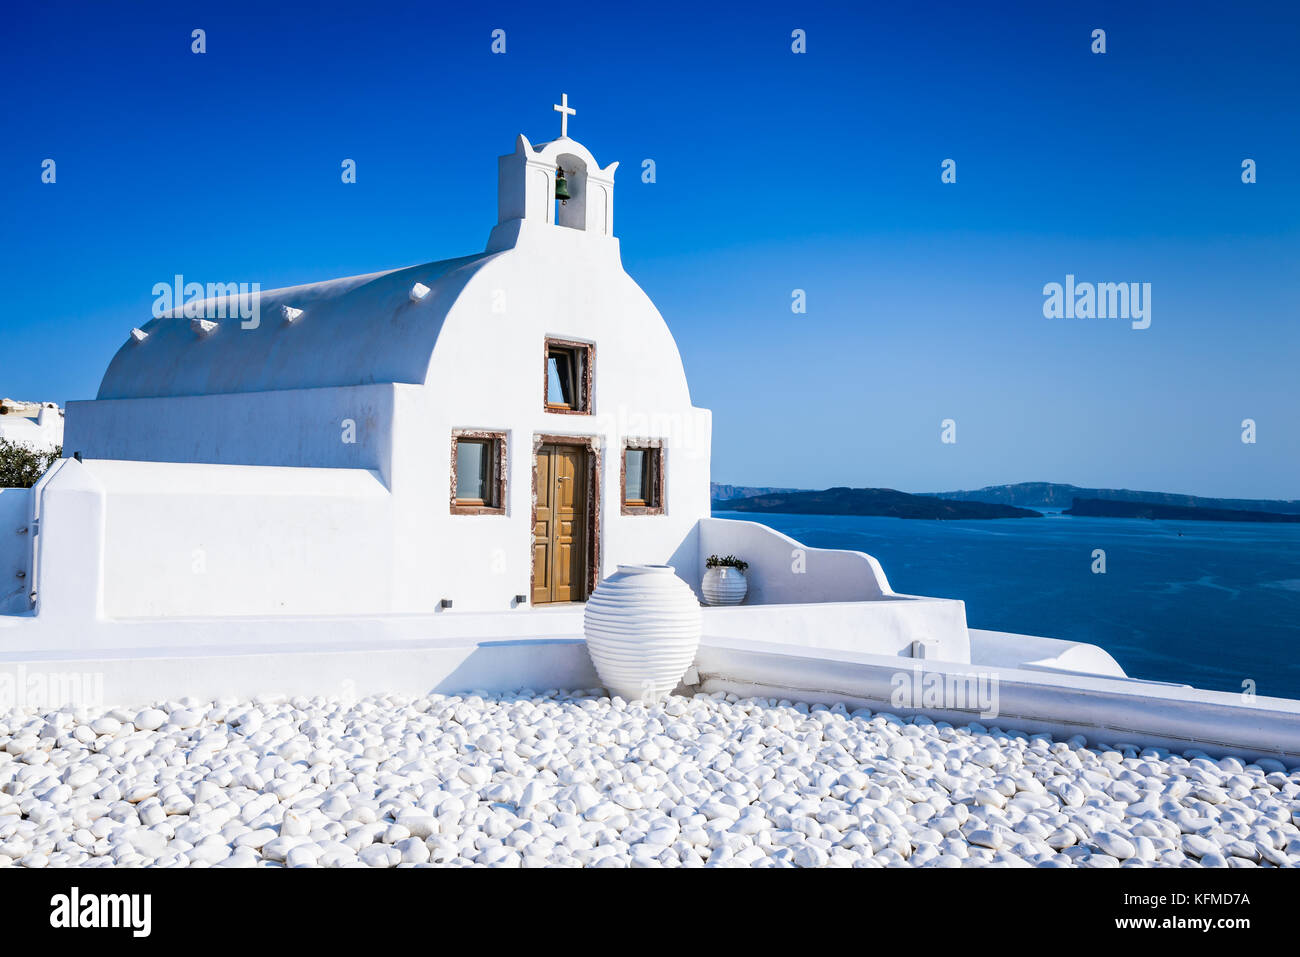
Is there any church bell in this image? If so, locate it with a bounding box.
[554,167,571,204]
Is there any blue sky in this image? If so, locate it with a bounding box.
[3,1,1297,498]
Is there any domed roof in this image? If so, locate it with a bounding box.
[97,252,501,400]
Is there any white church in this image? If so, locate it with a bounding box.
[52,116,709,619]
[1,100,1296,762]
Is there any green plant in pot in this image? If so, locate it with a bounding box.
[702,554,748,606]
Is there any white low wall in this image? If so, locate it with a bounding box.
[0,605,589,656]
[692,638,1300,764]
[702,598,970,663]
[695,517,969,662]
[34,458,396,620]
[0,488,32,614]
[0,638,600,709]
[969,628,1127,679]
[699,517,893,603]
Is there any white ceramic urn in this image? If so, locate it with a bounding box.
[702,565,748,605]
[583,564,703,703]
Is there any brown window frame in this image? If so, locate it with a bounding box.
[621,440,665,515]
[543,338,594,415]
[450,430,507,515]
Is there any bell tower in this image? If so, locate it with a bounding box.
[487,94,619,253]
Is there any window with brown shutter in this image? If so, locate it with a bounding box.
[544,339,593,414]
[451,431,506,514]
[621,441,664,515]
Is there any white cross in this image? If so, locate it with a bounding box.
[553,93,575,138]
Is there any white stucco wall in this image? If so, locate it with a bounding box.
[702,599,970,662]
[34,459,395,619]
[394,229,712,612]
[31,458,104,622]
[64,384,397,485]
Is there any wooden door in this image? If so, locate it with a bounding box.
[532,443,588,604]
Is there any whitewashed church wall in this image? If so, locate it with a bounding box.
[380,245,713,613]
[63,384,397,486]
[599,409,711,592]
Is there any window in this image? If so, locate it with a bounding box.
[621,441,664,514]
[451,431,506,514]
[544,339,593,414]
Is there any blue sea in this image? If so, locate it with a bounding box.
[713,510,1300,702]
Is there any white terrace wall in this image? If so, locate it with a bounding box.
[35,459,394,619]
[698,519,970,662]
[0,487,33,614]
[699,517,893,602]
[702,599,971,662]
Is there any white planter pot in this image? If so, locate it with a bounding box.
[583,564,702,703]
[702,566,748,606]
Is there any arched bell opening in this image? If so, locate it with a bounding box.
[554,153,588,231]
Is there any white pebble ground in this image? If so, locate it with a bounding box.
[1,690,1297,867]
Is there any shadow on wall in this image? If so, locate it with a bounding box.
[666,523,702,599]
[431,639,601,695]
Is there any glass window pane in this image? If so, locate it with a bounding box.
[625,449,646,502]
[456,440,490,501]
[548,352,573,406]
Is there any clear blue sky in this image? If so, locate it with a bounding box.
[3,1,1297,498]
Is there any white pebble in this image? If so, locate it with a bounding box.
[134,708,167,731]
[0,690,1286,871]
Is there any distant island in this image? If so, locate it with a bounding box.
[710,484,801,502]
[919,481,1300,514]
[712,487,1041,520]
[1065,498,1300,523]
[710,481,1300,523]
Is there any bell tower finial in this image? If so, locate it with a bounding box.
[553,93,575,139]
